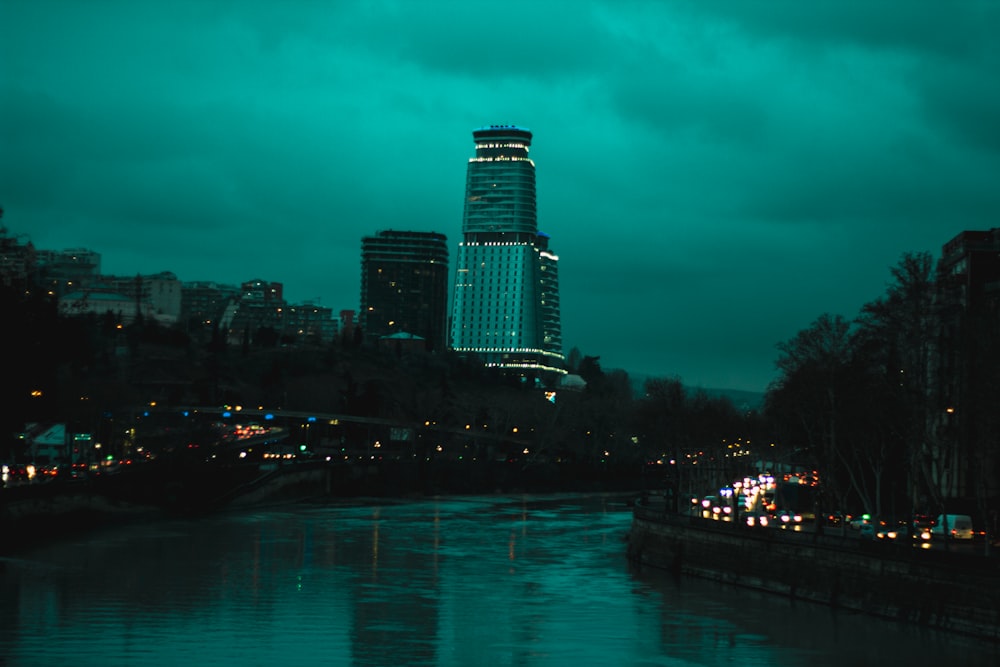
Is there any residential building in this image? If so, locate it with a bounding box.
[181,280,241,337]
[934,228,1000,502]
[91,272,182,324]
[0,224,38,291]
[57,289,145,323]
[225,279,286,345]
[34,247,102,296]
[284,302,337,345]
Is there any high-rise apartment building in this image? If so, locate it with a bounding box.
[449,125,565,380]
[360,230,449,351]
[181,281,241,332]
[93,271,182,324]
[934,228,1000,501]
[34,247,101,296]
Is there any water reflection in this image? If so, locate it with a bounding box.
[1,494,997,666]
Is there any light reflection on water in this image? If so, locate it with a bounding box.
[1,494,997,666]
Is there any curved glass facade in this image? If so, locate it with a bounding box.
[463,127,537,235]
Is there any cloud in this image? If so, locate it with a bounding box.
[2,0,998,393]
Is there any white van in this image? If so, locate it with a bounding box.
[931,514,974,540]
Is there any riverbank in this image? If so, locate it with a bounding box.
[627,499,1000,642]
[1,458,644,555]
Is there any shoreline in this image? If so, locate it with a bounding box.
[627,500,1000,643]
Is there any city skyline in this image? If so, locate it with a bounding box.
[3,2,999,393]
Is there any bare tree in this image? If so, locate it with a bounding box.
[857,252,941,517]
[768,314,860,514]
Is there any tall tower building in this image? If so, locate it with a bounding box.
[449,125,565,380]
[360,230,450,351]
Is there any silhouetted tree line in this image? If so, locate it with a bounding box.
[765,252,999,544]
[1,280,764,493]
[4,251,995,535]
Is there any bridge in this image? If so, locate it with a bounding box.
[133,404,532,460]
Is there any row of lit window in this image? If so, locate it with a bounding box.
[483,362,567,374]
[457,290,523,297]
[465,205,528,213]
[467,271,523,279]
[463,320,525,329]
[453,307,526,317]
[468,263,525,270]
[460,242,534,248]
[452,286,528,293]
[452,345,550,354]
[458,330,522,338]
[468,157,535,165]
[453,316,527,325]
[474,142,529,150]
[466,181,535,189]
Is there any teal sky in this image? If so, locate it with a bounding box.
[3,1,999,394]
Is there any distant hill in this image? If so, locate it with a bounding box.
[698,387,765,412]
[624,372,765,412]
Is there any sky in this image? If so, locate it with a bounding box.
[2,1,999,394]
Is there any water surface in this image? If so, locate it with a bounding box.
[2,494,996,666]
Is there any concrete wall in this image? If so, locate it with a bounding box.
[628,504,1000,642]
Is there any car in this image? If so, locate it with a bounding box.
[711,503,734,521]
[848,514,872,530]
[776,510,803,530]
[912,514,935,539]
[697,495,718,518]
[858,523,876,540]
[744,510,771,527]
[876,523,913,541]
[930,514,974,540]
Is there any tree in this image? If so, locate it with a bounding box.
[565,346,582,374]
[634,376,686,462]
[577,355,603,385]
[767,314,863,515]
[856,252,940,517]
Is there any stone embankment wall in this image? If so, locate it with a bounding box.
[627,502,1000,642]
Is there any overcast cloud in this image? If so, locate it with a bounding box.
[3,1,998,393]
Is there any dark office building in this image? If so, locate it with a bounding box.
[360,230,449,352]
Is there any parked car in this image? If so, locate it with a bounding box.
[910,516,934,541]
[776,510,803,528]
[847,514,872,531]
[876,522,915,541]
[930,514,974,540]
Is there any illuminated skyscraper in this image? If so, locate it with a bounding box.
[449,125,564,380]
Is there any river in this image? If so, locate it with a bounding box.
[1,493,997,666]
